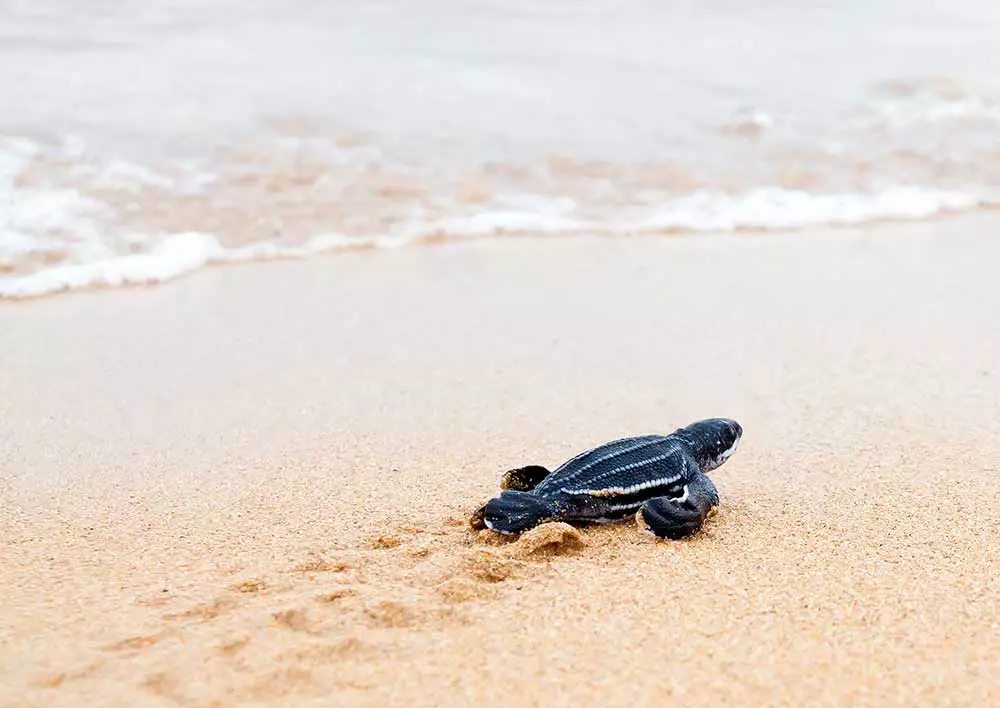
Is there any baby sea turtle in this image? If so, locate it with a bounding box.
[470,418,742,540]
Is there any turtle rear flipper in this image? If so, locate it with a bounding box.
[469,465,552,531]
[500,465,552,492]
[637,473,719,540]
[483,490,562,535]
[468,465,552,531]
[469,504,489,531]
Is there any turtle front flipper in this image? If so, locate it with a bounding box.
[500,465,552,492]
[636,472,719,540]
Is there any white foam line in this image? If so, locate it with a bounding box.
[2,184,996,300]
[386,186,995,240]
[629,186,990,232]
[0,232,405,300]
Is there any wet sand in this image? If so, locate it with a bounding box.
[3,216,1000,707]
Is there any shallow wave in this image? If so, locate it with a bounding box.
[5,82,1000,302]
[5,0,1000,300]
[2,182,992,300]
[628,187,988,232]
[0,232,401,299]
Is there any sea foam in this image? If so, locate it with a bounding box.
[1,181,991,300]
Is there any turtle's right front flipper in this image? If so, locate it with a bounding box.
[636,472,719,540]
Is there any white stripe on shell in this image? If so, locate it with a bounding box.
[561,471,682,497]
[602,500,647,513]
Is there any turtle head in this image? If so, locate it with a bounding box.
[677,418,742,472]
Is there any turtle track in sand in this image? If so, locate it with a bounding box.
[30,517,594,705]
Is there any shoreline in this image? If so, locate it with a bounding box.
[3,215,1000,706]
[2,203,995,304]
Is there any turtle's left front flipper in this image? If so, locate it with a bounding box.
[636,472,720,540]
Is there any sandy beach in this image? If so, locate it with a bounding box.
[3,214,999,706]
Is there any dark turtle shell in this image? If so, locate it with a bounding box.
[534,434,690,501]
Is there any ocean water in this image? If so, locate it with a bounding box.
[3,0,1000,298]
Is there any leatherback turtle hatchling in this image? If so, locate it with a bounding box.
[469,418,742,540]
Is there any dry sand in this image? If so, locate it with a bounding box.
[2,215,1000,707]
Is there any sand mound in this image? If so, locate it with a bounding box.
[505,522,588,558]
